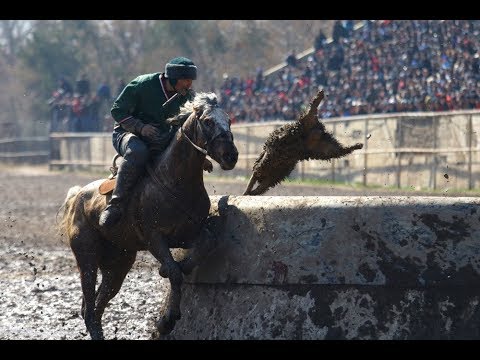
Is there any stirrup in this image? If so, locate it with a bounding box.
[108,153,122,179]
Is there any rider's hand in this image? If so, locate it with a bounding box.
[140,124,161,141]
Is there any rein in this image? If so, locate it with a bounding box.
[180,126,207,155]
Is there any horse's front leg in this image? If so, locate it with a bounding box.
[176,224,218,275]
[148,237,183,335]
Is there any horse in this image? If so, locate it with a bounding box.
[59,92,238,340]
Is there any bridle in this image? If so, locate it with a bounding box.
[180,125,207,155]
[180,106,232,156]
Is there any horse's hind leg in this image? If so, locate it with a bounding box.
[156,277,182,335]
[95,249,136,329]
[70,230,103,340]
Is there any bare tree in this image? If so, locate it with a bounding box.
[0,20,33,137]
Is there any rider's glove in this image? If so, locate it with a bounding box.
[117,116,146,135]
[140,124,162,143]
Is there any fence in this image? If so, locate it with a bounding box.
[232,109,480,190]
[3,109,480,191]
[0,137,50,164]
[48,132,112,171]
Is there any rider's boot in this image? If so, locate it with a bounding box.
[99,159,142,229]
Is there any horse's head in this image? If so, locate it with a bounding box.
[175,92,238,170]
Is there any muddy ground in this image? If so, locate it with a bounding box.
[0,164,476,340]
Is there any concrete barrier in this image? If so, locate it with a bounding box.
[165,195,480,340]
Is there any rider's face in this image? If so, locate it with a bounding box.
[174,78,193,95]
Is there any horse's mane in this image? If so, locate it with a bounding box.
[166,92,219,126]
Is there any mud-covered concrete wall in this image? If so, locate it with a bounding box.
[167,196,480,339]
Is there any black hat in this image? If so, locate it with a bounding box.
[165,57,197,80]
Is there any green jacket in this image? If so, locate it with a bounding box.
[111,72,192,134]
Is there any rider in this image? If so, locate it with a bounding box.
[99,56,198,229]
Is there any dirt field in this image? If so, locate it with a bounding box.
[0,164,477,340]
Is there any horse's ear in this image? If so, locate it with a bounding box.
[168,113,189,126]
[193,105,204,119]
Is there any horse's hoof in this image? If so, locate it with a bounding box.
[158,264,168,278]
[87,320,104,340]
[156,318,176,335]
[160,262,185,278]
[179,260,194,275]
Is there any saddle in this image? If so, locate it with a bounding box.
[99,178,116,195]
[98,154,120,195]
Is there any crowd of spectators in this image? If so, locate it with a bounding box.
[48,75,125,132]
[49,20,480,131]
[218,20,480,123]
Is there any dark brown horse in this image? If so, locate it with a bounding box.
[59,92,238,340]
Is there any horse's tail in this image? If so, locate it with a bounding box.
[56,185,82,243]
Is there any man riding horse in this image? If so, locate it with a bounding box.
[99,56,203,229]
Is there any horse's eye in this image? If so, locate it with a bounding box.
[204,118,213,126]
